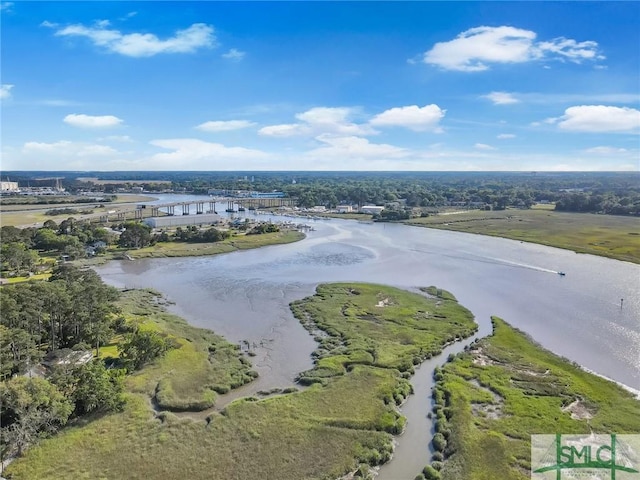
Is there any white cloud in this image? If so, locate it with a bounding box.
[583,146,628,155]
[23,140,118,157]
[474,143,496,150]
[483,92,520,105]
[64,113,123,128]
[296,107,375,135]
[50,22,215,57]
[0,2,13,11]
[0,84,14,99]
[150,138,269,166]
[554,105,640,133]
[258,124,310,137]
[306,134,408,161]
[260,107,375,138]
[423,26,602,72]
[537,37,604,62]
[222,48,246,62]
[497,134,516,139]
[196,120,255,132]
[370,104,445,132]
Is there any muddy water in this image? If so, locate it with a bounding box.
[95,210,640,479]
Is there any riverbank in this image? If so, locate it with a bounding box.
[404,208,640,264]
[75,230,306,267]
[4,283,478,479]
[425,317,640,480]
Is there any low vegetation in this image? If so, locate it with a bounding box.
[425,317,640,480]
[114,289,257,411]
[125,230,304,258]
[406,208,640,263]
[5,283,478,479]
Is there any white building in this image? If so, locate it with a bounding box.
[360,205,384,215]
[144,213,221,229]
[0,181,19,192]
[336,205,353,213]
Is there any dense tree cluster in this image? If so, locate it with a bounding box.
[1,220,117,276]
[172,225,230,243]
[247,223,280,235]
[554,192,640,215]
[0,266,120,360]
[0,265,127,460]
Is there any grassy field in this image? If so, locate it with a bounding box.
[6,283,477,480]
[427,317,640,480]
[0,195,156,226]
[405,208,640,264]
[125,230,305,259]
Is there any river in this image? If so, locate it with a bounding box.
[94,195,640,479]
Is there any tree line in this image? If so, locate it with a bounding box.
[0,265,174,461]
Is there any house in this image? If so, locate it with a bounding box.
[336,205,353,213]
[43,349,93,368]
[360,205,384,215]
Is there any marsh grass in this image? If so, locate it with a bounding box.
[432,317,640,480]
[291,283,477,383]
[6,282,477,479]
[126,230,305,258]
[116,289,256,411]
[406,209,640,263]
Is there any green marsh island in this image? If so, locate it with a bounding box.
[424,317,640,480]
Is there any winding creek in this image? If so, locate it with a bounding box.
[94,196,640,479]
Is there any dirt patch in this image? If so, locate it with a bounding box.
[469,379,505,420]
[471,347,495,367]
[376,297,391,307]
[562,399,595,420]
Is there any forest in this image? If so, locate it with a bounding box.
[3,171,639,215]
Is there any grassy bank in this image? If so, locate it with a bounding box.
[6,283,477,480]
[115,289,258,411]
[405,209,640,264]
[126,230,305,259]
[427,317,640,480]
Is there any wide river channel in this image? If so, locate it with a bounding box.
[95,195,640,479]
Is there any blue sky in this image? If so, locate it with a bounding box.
[1,1,639,171]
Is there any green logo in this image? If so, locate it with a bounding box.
[531,434,640,479]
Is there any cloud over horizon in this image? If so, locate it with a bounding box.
[552,105,640,133]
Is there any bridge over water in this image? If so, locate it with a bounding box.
[98,196,297,223]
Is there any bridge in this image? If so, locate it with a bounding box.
[97,196,297,223]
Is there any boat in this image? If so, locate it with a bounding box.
[558,271,566,276]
